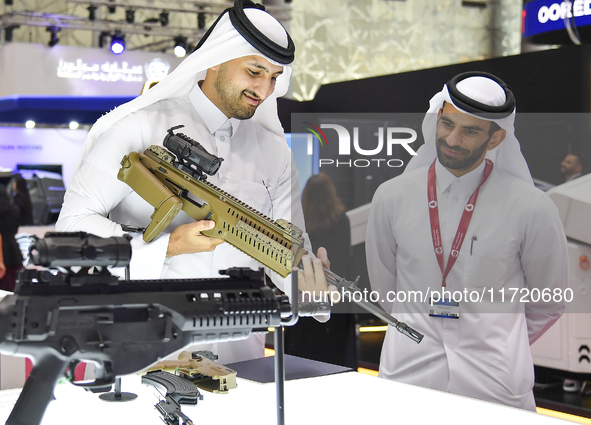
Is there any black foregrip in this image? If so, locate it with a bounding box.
[142,371,200,405]
[6,353,68,425]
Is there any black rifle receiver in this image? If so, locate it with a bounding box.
[0,232,295,425]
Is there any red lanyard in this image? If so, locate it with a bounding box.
[427,158,494,287]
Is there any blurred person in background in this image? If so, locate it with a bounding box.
[284,173,357,368]
[560,153,586,182]
[11,176,34,226]
[0,184,24,292]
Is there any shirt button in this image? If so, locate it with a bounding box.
[220,136,225,141]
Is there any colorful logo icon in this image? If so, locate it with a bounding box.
[302,122,329,147]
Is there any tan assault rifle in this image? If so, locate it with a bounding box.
[117,126,303,278]
[118,126,423,343]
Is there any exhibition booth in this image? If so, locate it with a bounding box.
[2,3,591,423]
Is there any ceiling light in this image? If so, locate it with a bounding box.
[47,26,59,47]
[4,25,19,42]
[159,12,169,27]
[173,36,187,58]
[88,5,97,21]
[110,32,125,55]
[98,31,109,48]
[69,121,79,130]
[125,10,135,24]
[25,120,35,129]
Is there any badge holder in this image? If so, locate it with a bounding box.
[429,297,460,319]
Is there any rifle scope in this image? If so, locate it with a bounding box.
[164,125,223,176]
[29,232,132,268]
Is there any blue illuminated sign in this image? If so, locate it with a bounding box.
[523,0,591,38]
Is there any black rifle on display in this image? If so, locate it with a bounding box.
[0,232,328,425]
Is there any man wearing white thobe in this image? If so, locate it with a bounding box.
[366,72,568,410]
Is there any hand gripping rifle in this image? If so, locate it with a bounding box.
[0,232,314,425]
[118,125,303,278]
[118,126,423,344]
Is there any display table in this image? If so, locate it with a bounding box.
[0,369,570,424]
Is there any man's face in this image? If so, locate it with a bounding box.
[560,154,582,177]
[211,55,283,120]
[436,103,504,176]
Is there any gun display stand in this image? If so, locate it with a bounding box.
[98,377,138,402]
[98,265,138,401]
[272,271,303,425]
[99,264,137,401]
[274,326,286,425]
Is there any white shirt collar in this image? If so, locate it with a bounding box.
[435,158,487,196]
[189,82,240,136]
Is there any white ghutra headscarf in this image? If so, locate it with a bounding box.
[404,72,534,185]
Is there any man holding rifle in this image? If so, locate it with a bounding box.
[57,0,330,363]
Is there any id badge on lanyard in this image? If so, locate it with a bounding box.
[429,298,460,319]
[426,159,493,319]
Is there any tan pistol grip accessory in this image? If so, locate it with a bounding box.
[118,152,183,242]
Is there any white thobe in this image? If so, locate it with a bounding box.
[57,83,307,363]
[366,159,568,410]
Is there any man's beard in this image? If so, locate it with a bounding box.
[213,67,261,120]
[436,135,491,171]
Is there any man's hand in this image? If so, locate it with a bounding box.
[316,247,330,270]
[295,247,338,302]
[166,220,225,258]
